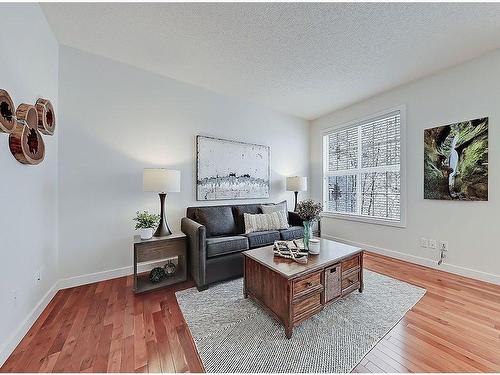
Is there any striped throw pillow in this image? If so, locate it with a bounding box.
[244,211,289,234]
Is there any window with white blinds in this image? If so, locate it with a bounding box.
[322,109,405,226]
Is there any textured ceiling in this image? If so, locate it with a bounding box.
[41,3,500,120]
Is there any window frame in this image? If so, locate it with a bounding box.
[321,105,407,228]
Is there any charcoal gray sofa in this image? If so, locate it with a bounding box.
[181,203,304,290]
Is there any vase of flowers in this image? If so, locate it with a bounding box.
[296,199,323,251]
[133,210,160,240]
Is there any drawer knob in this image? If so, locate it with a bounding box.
[306,281,313,287]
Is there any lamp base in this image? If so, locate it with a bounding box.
[154,220,172,237]
[294,191,299,212]
[154,193,172,237]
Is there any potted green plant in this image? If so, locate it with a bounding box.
[296,199,323,251]
[133,210,160,240]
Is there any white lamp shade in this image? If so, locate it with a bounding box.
[286,176,307,192]
[143,169,181,192]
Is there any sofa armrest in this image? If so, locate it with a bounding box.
[288,211,304,227]
[181,217,207,288]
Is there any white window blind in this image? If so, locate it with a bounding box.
[323,110,402,224]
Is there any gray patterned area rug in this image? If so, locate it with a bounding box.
[176,270,425,373]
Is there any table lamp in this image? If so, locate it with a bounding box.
[286,176,307,211]
[143,168,181,237]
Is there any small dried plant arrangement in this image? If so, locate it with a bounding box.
[296,199,323,222]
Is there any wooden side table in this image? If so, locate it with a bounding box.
[133,233,187,293]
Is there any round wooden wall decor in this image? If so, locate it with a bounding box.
[35,98,55,135]
[0,89,16,133]
[9,103,45,165]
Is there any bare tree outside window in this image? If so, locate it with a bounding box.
[323,111,401,222]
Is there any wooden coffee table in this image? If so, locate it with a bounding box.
[243,238,364,338]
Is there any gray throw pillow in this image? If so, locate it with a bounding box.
[194,206,237,237]
[261,200,288,222]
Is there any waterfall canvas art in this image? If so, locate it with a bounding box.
[196,136,270,200]
[424,117,488,201]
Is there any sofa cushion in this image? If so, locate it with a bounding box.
[206,235,249,258]
[194,206,237,237]
[288,211,304,226]
[245,230,280,248]
[280,226,304,241]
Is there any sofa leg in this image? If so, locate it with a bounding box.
[197,285,209,292]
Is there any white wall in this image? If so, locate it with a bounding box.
[0,4,59,365]
[311,49,500,284]
[58,46,309,282]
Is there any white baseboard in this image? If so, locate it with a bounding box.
[0,282,59,367]
[58,265,132,290]
[58,258,174,290]
[323,234,500,285]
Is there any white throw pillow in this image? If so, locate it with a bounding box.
[244,211,289,234]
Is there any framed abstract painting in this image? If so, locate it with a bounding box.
[196,136,270,200]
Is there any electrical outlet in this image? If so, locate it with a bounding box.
[35,269,42,284]
[429,239,437,249]
[439,241,449,252]
[420,238,429,248]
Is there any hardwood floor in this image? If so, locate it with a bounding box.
[0,277,203,373]
[1,252,499,373]
[354,253,500,373]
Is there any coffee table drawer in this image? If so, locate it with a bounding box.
[342,270,360,290]
[342,255,360,274]
[293,271,322,297]
[293,292,322,320]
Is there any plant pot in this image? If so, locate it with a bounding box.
[140,228,154,240]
